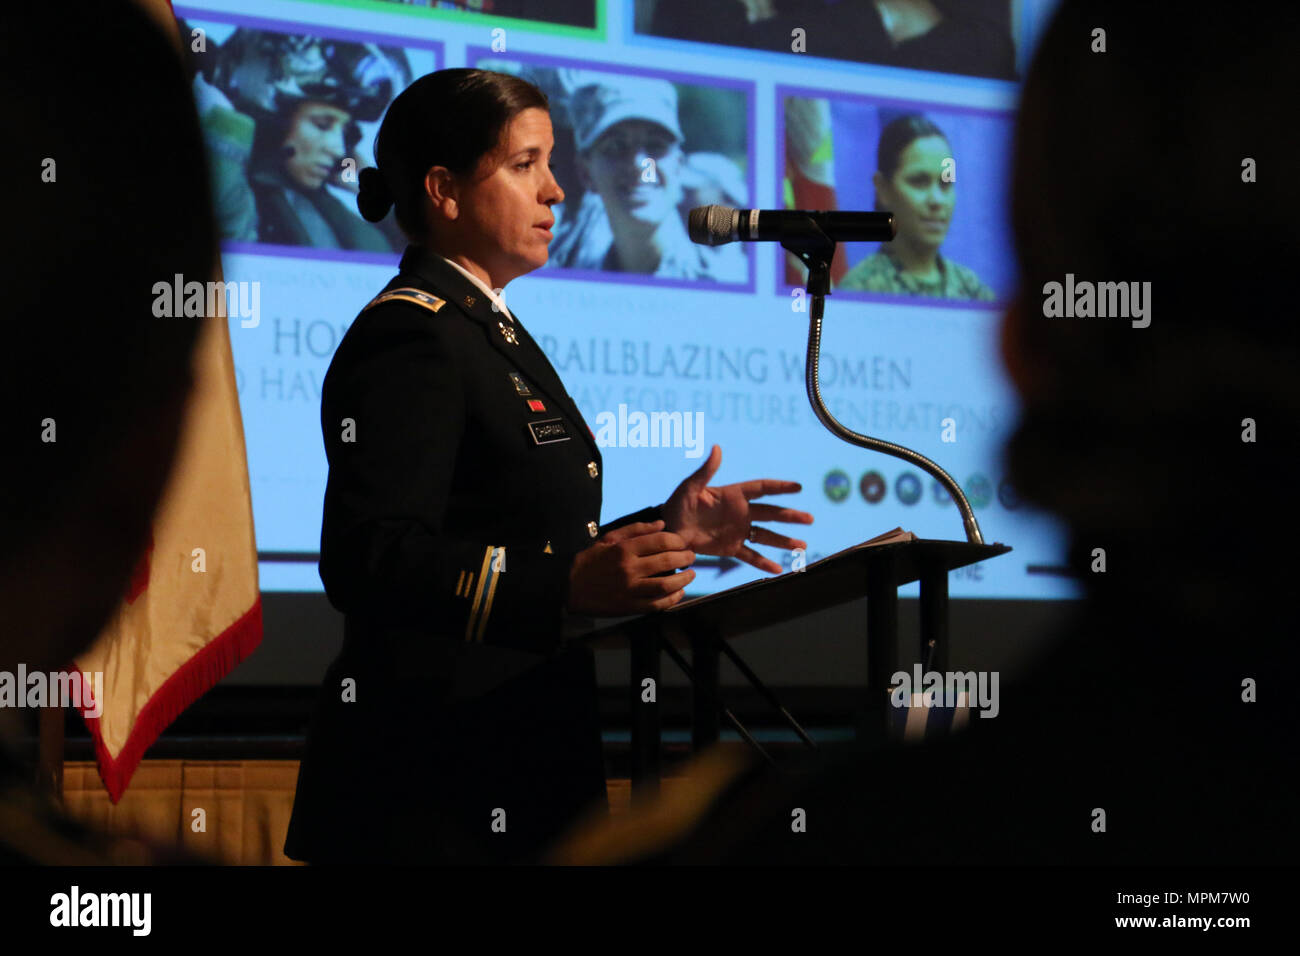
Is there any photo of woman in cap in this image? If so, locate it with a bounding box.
[284,68,811,863]
[546,73,748,281]
[836,114,995,300]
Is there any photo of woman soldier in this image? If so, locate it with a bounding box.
[837,114,995,300]
[475,61,751,285]
[188,26,414,253]
[783,99,1002,302]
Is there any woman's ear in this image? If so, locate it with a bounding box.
[423,166,459,221]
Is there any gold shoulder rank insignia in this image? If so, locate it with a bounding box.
[363,287,447,314]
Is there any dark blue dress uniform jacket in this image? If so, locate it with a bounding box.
[285,245,660,863]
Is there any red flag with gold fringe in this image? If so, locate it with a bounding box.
[69,0,262,805]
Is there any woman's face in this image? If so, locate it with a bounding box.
[874,134,955,253]
[451,107,565,286]
[581,119,684,230]
[284,101,351,190]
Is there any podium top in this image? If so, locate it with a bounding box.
[579,536,1011,647]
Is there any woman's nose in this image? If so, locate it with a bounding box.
[545,174,564,205]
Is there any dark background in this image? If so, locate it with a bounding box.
[55,590,1078,772]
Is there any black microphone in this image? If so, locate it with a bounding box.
[688,205,895,245]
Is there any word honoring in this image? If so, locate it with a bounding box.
[0,667,101,718]
[50,886,151,936]
[1041,273,1151,328]
[593,404,706,459]
[889,664,1000,719]
[152,274,260,328]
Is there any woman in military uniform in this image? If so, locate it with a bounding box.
[284,68,812,863]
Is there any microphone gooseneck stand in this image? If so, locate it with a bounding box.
[653,215,987,768]
[781,216,986,545]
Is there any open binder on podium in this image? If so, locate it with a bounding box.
[579,528,1011,800]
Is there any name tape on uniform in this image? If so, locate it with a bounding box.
[528,418,571,445]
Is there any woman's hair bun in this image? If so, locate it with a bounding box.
[357,166,395,222]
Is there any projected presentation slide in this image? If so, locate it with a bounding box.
[182,0,1077,601]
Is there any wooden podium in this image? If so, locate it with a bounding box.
[580,536,1011,801]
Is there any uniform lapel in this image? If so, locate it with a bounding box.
[395,246,602,462]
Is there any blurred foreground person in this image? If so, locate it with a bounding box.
[550,0,1300,865]
[0,0,217,863]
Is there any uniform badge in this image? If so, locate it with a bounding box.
[528,418,571,444]
[508,372,531,396]
[362,287,447,314]
[498,321,519,345]
[526,399,546,413]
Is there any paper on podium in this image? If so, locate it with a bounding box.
[580,529,1006,647]
[669,527,917,612]
[857,526,918,548]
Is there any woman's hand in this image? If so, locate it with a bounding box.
[662,445,813,574]
[567,520,696,616]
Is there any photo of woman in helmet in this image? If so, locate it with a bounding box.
[189,24,418,254]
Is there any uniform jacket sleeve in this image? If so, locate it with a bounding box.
[600,504,665,536]
[318,304,574,654]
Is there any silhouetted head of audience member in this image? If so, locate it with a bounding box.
[1,0,217,673]
[998,2,1298,621]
